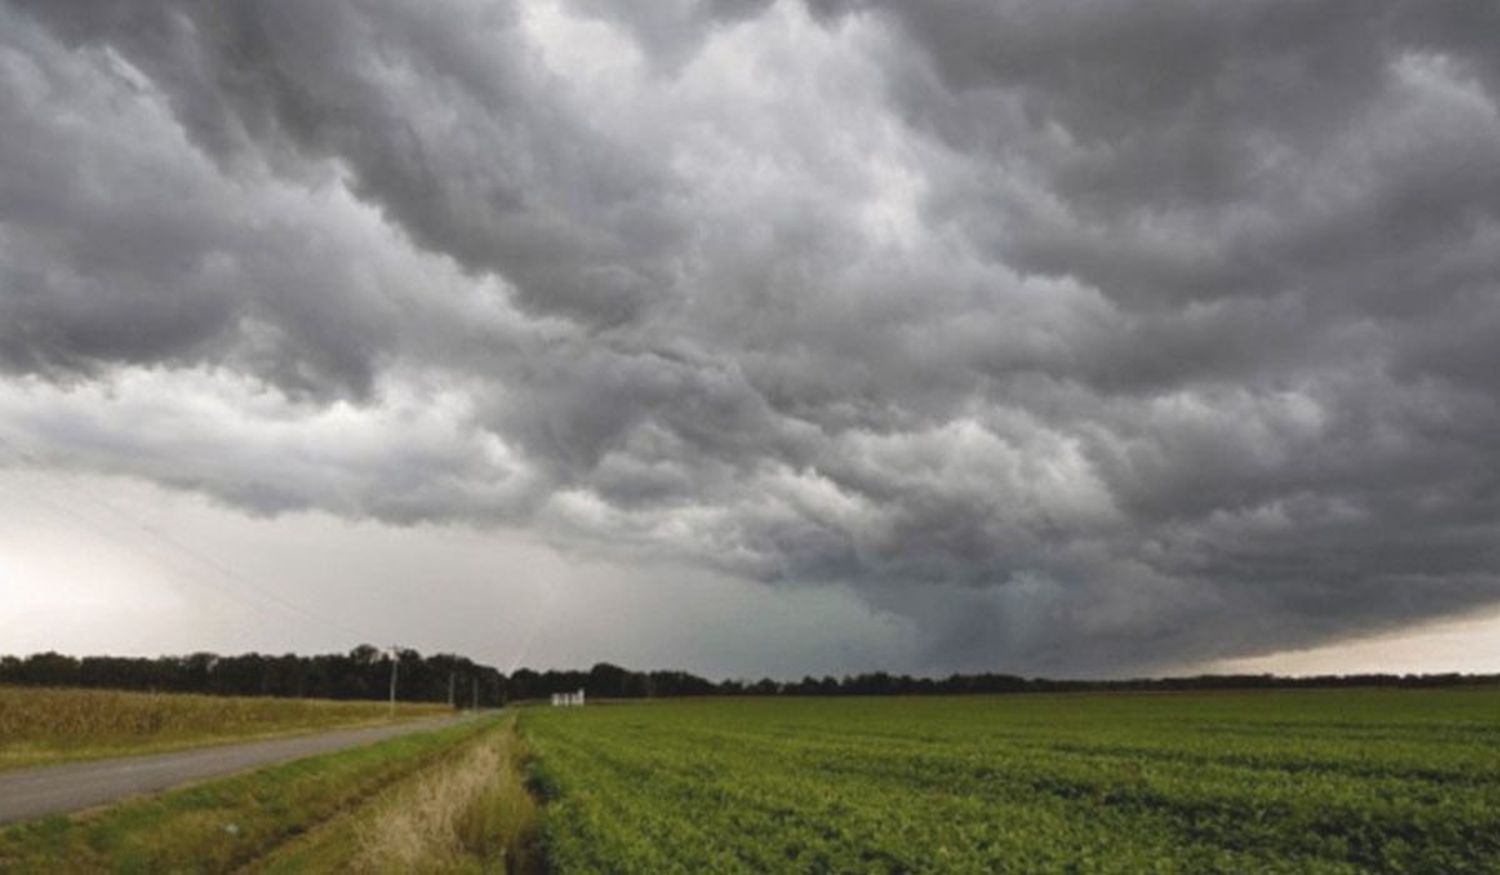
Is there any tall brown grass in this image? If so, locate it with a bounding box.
[0,685,447,769]
[353,716,540,873]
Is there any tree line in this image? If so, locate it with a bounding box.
[3,647,1496,704]
[0,646,505,707]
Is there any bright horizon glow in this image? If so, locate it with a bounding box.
[1210,609,1500,678]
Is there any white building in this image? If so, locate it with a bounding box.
[551,688,586,707]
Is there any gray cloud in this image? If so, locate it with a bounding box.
[562,0,776,71]
[2,0,1498,675]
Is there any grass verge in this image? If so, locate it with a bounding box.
[251,713,541,874]
[0,686,449,772]
[0,716,497,873]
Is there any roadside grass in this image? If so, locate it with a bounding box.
[252,713,541,874]
[0,716,498,873]
[0,686,448,771]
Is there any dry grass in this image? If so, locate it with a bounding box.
[351,715,540,873]
[0,685,447,770]
[0,719,494,873]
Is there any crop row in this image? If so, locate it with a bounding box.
[522,691,1500,873]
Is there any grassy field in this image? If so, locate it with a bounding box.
[0,714,535,873]
[0,686,450,771]
[523,690,1500,873]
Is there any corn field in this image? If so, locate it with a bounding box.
[0,685,446,768]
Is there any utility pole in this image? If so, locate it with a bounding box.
[448,671,456,709]
[388,645,400,717]
[472,675,479,710]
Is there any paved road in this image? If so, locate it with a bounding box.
[0,713,471,825]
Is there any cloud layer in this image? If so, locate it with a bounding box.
[2,0,1498,674]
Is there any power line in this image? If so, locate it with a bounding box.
[506,577,561,675]
[0,437,382,646]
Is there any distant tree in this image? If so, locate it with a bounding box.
[4,648,1498,703]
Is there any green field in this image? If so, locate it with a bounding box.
[522,690,1500,873]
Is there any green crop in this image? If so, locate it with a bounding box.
[522,689,1500,873]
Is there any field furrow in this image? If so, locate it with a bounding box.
[523,690,1500,873]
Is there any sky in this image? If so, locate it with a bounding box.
[1,0,1498,679]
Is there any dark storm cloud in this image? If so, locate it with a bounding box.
[2,0,1498,674]
[562,0,776,70]
[12,0,692,334]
